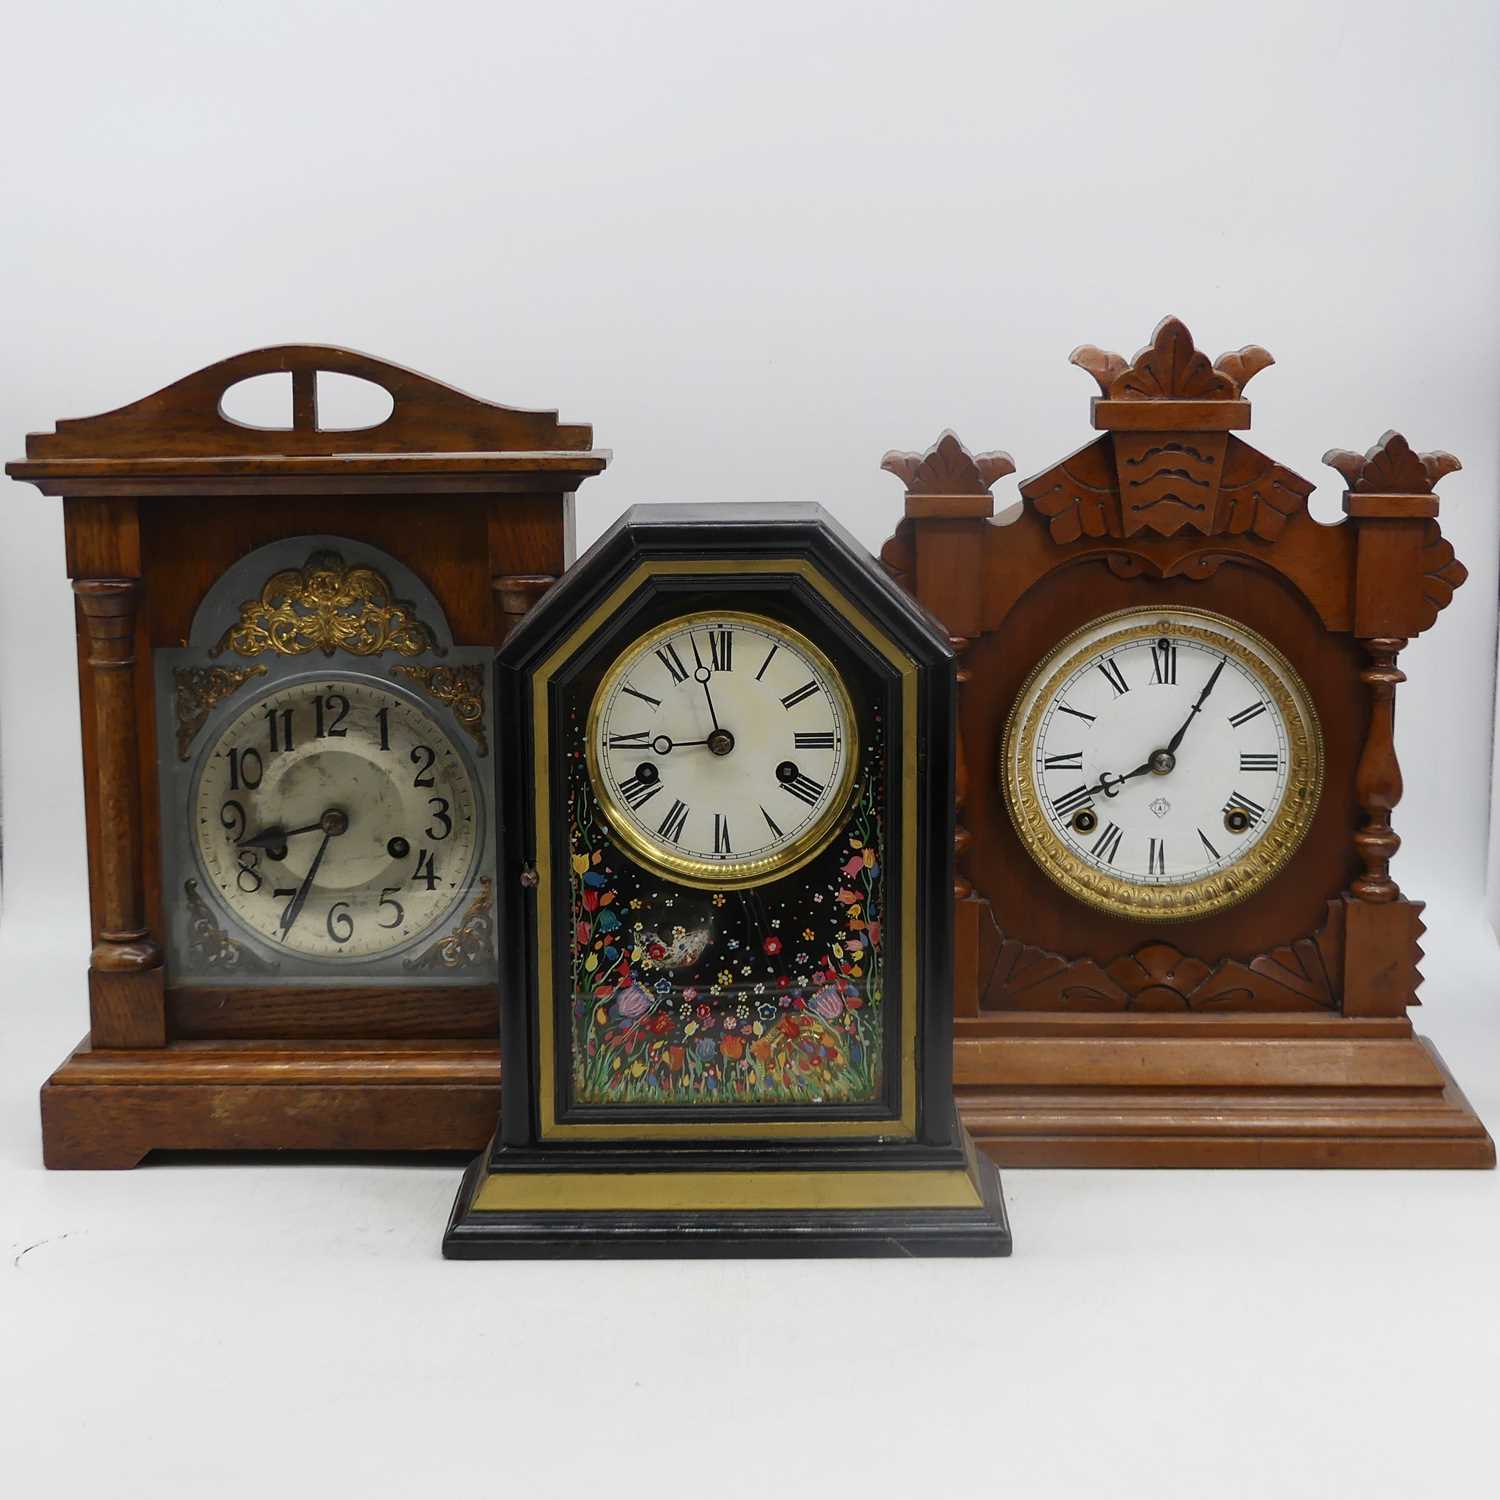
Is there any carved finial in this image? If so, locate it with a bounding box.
[1212,344,1275,391]
[1070,316,1272,401]
[1323,431,1463,494]
[1068,345,1129,396]
[1117,317,1236,400]
[881,430,1015,495]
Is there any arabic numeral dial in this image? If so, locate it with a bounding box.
[190,676,482,960]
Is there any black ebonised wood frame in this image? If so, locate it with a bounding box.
[445,504,1009,1257]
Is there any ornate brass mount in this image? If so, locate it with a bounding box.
[404,878,495,973]
[211,550,442,660]
[391,663,488,755]
[183,879,278,975]
[172,664,268,760]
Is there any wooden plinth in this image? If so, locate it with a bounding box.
[39,1039,500,1169]
[955,1016,1494,1168]
[40,1016,1493,1170]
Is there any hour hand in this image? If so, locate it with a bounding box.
[238,820,323,850]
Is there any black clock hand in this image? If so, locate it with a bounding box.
[1082,761,1154,800]
[277,834,330,942]
[1165,656,1227,757]
[239,820,325,850]
[275,809,348,941]
[689,636,722,732]
[1074,657,1229,805]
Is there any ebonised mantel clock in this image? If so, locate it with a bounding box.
[6,345,606,1168]
[879,316,1493,1168]
[444,504,1010,1256]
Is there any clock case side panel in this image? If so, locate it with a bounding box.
[491,503,964,1168]
[497,639,541,1149]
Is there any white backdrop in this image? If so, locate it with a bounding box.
[2,4,1498,1497]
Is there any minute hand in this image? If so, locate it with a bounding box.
[1165,657,1226,757]
[278,831,332,942]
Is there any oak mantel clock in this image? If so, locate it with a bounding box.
[444,504,1010,1256]
[6,345,606,1168]
[879,316,1493,1168]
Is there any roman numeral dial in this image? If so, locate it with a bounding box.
[1003,606,1324,921]
[588,611,858,888]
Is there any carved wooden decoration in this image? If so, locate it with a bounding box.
[879,316,1492,1167]
[7,345,607,1168]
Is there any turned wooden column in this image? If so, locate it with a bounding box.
[493,573,557,645]
[1325,432,1466,1018]
[880,433,1014,1019]
[1352,636,1406,902]
[74,578,165,1047]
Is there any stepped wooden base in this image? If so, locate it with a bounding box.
[39,1038,500,1169]
[39,1013,1493,1170]
[954,1014,1494,1168]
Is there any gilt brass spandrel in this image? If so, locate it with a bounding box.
[172,663,267,760]
[210,549,442,660]
[392,663,488,755]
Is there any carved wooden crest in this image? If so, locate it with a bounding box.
[1022,316,1312,542]
[881,430,1015,499]
[1325,429,1462,495]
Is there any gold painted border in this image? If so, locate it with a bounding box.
[1000,606,1324,923]
[472,1163,980,1213]
[584,608,859,889]
[534,557,918,1141]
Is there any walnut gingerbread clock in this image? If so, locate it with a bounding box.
[7,346,605,1168]
[444,504,1010,1256]
[879,316,1493,1168]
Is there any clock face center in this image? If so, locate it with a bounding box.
[707,728,735,757]
[1149,749,1176,776]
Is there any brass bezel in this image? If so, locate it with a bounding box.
[1000,606,1324,923]
[585,608,860,890]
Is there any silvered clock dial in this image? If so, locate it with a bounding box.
[191,675,481,959]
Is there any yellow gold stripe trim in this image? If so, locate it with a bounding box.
[471,1165,981,1213]
[533,556,919,1141]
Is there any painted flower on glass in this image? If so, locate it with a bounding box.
[614,984,653,1019]
[811,985,844,1020]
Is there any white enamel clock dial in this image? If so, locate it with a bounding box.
[193,677,481,958]
[586,610,858,887]
[1002,606,1323,922]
